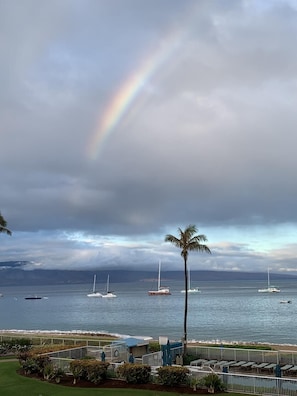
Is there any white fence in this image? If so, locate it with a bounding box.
[225,372,297,396]
[188,368,297,396]
[141,351,163,366]
[0,333,113,348]
[46,342,128,372]
[187,345,297,366]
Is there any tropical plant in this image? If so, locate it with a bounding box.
[165,225,211,356]
[196,373,226,392]
[0,212,11,236]
[43,363,65,383]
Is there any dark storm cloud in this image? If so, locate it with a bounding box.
[1,0,297,272]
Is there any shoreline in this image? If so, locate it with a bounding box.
[0,329,153,341]
[1,329,297,351]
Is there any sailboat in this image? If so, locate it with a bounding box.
[148,261,171,295]
[258,268,280,293]
[181,267,201,293]
[87,275,102,297]
[102,275,117,298]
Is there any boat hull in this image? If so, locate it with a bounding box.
[102,292,117,298]
[258,287,280,293]
[181,288,201,293]
[25,296,42,300]
[87,292,102,297]
[148,288,171,296]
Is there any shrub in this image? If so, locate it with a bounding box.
[18,350,33,364]
[157,366,189,386]
[69,359,109,385]
[69,360,85,384]
[183,353,197,365]
[22,357,41,375]
[33,355,51,375]
[43,363,65,383]
[14,338,32,351]
[148,341,160,353]
[117,363,151,384]
[197,373,226,392]
[85,360,109,384]
[0,338,32,354]
[53,367,65,383]
[19,353,50,376]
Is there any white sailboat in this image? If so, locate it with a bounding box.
[181,267,201,293]
[258,268,280,293]
[87,275,102,297]
[148,261,171,295]
[102,275,117,298]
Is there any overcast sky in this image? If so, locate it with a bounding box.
[1,0,297,274]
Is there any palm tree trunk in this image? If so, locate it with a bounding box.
[183,256,188,356]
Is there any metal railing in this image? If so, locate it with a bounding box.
[0,333,113,348]
[189,367,297,396]
[142,351,162,366]
[187,345,297,365]
[223,371,297,396]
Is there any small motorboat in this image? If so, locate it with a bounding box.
[25,296,43,300]
[280,300,292,304]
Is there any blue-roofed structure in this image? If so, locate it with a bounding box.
[122,337,149,357]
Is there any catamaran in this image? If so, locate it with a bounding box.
[258,268,280,293]
[87,274,102,297]
[148,261,171,296]
[102,274,117,298]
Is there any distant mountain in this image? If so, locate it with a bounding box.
[0,262,296,286]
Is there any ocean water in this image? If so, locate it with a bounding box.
[0,278,297,345]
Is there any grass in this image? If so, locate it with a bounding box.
[0,360,245,396]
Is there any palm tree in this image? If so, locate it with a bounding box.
[165,225,210,356]
[0,213,12,236]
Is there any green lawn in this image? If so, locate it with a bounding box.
[0,361,244,396]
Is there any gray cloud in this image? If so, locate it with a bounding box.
[1,0,297,274]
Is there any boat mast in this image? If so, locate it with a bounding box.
[93,275,96,293]
[107,275,110,293]
[158,261,161,290]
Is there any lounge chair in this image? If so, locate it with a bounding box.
[190,358,207,366]
[288,365,297,374]
[214,360,229,368]
[223,360,237,367]
[251,362,270,373]
[262,363,277,372]
[202,359,217,367]
[240,361,256,369]
[230,360,246,368]
[280,364,293,374]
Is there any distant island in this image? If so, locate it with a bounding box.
[0,261,296,286]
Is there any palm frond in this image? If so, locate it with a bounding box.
[164,234,182,248]
[0,225,12,236]
[0,213,12,236]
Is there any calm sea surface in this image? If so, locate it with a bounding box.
[0,278,296,345]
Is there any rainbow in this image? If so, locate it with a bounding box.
[86,29,184,161]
